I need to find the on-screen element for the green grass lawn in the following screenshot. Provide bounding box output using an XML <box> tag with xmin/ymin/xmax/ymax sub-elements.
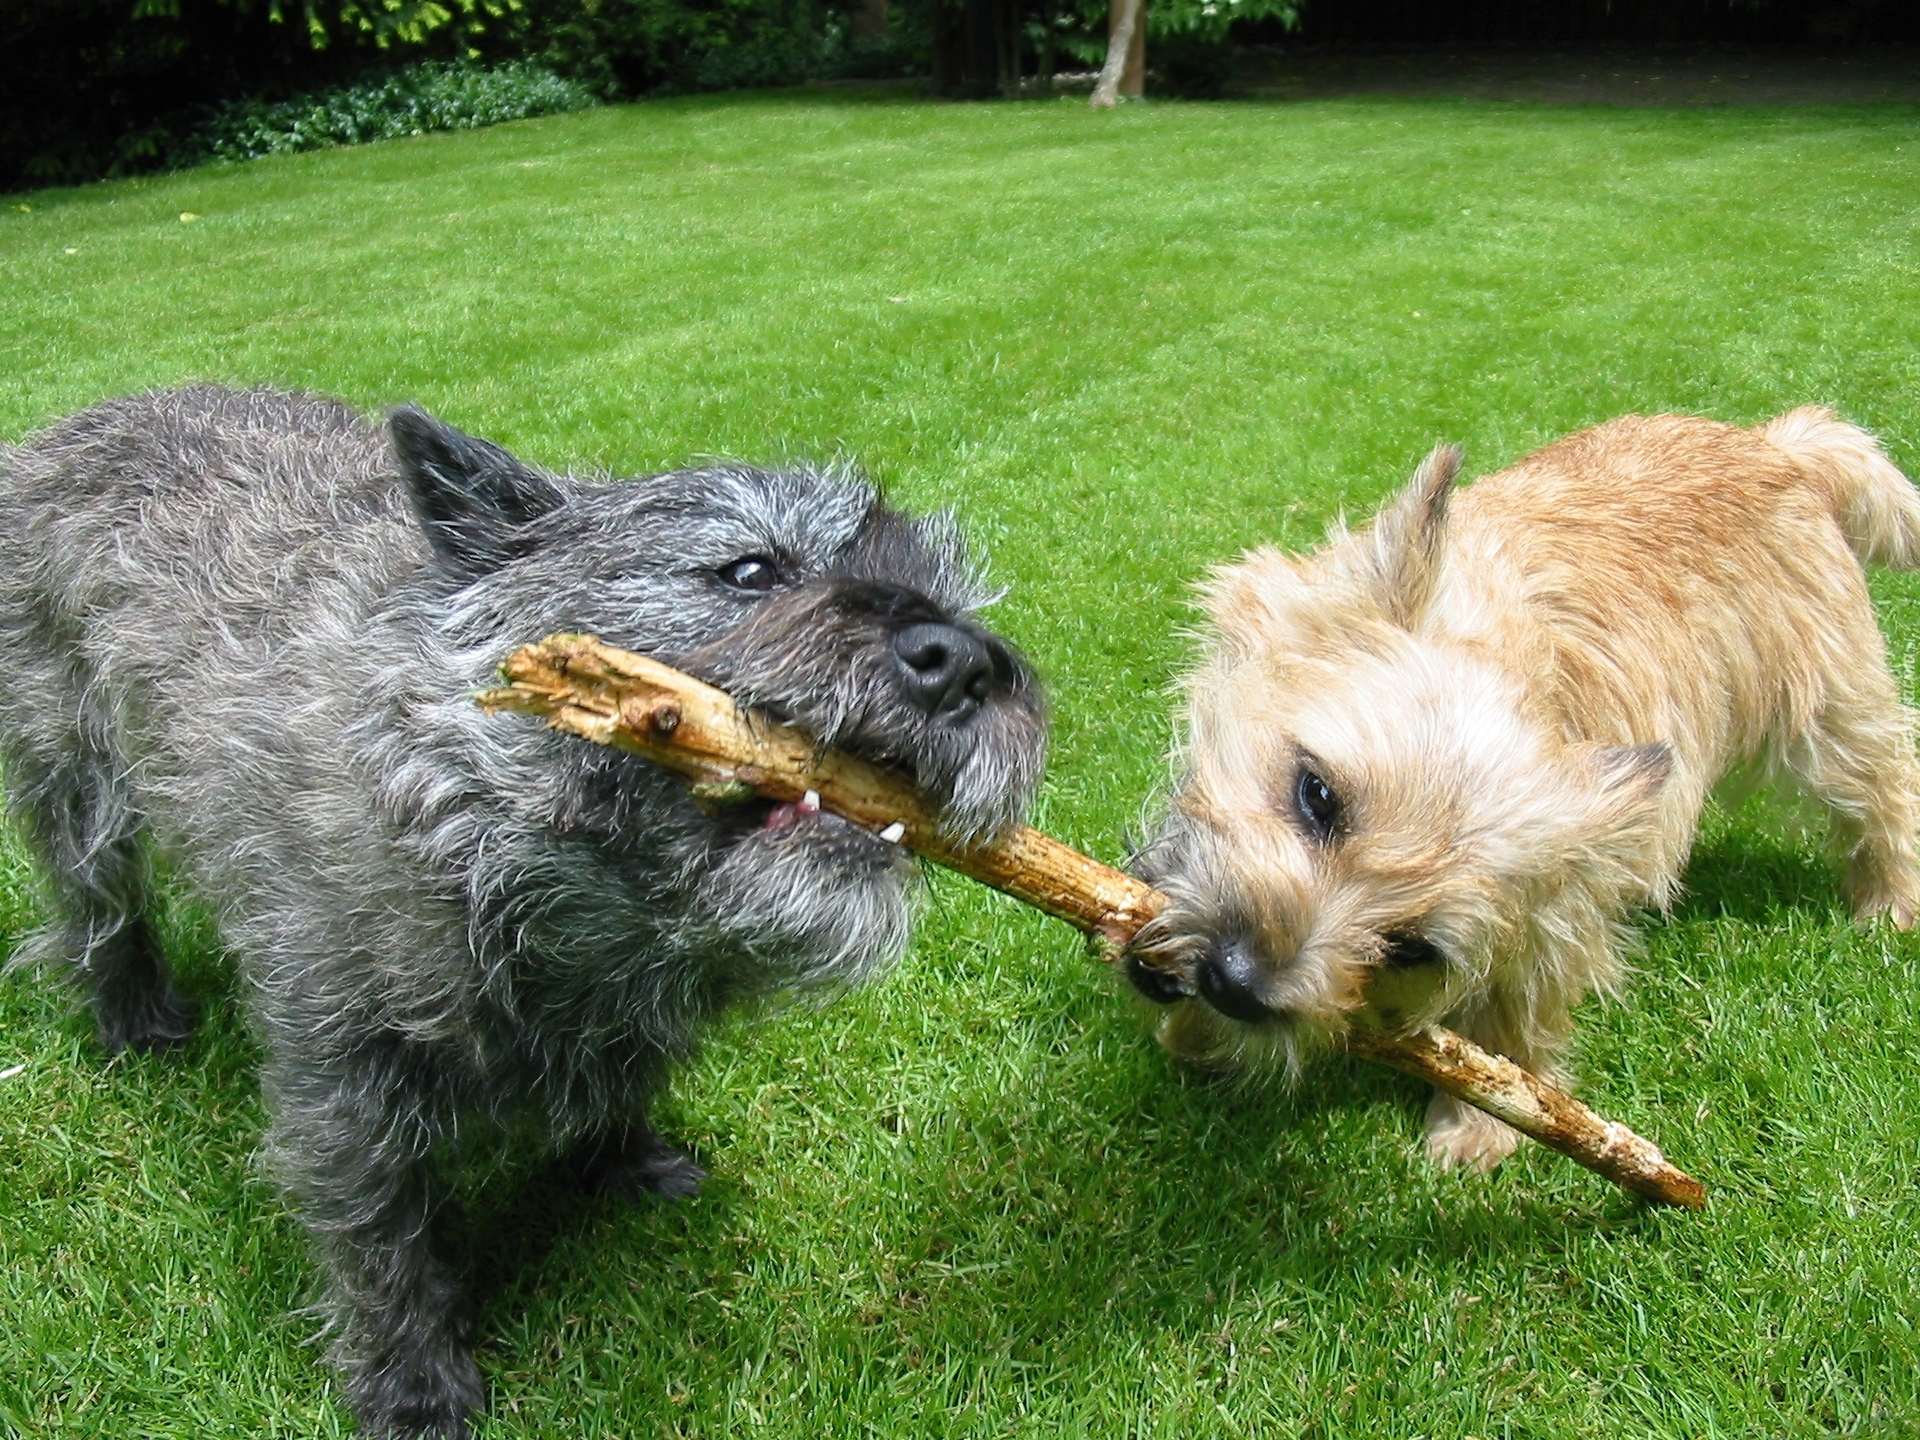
<box><xmin>4</xmin><ymin>87</ymin><xmax>1920</xmax><ymax>1438</ymax></box>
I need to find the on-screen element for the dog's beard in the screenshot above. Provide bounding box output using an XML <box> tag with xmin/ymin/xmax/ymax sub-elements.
<box><xmin>694</xmin><ymin>810</ymin><xmax>919</xmax><ymax>991</ymax></box>
<box><xmin>932</xmin><ymin>698</ymin><xmax>1048</xmax><ymax>844</ymax></box>
<box><xmin>1151</xmin><ymin>999</ymin><xmax>1320</xmax><ymax>1081</ymax></box>
<box><xmin>654</xmin><ymin>576</ymin><xmax>1044</xmax><ymax>992</ymax></box>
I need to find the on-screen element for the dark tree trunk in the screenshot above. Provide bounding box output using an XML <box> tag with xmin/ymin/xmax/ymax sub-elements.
<box><xmin>932</xmin><ymin>1</ymin><xmax>967</xmax><ymax>93</ymax></box>
<box><xmin>933</xmin><ymin>0</ymin><xmax>998</xmax><ymax>96</ymax></box>
<box><xmin>852</xmin><ymin>0</ymin><xmax>887</xmax><ymax>41</ymax></box>
<box><xmin>964</xmin><ymin>0</ymin><xmax>999</xmax><ymax>96</ymax></box>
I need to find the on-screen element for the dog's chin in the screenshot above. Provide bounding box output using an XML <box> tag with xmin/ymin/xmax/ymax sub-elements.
<box><xmin>918</xmin><ymin>708</ymin><xmax>1047</xmax><ymax>845</ymax></box>
<box><xmin>1152</xmin><ymin>996</ymin><xmax>1350</xmax><ymax>1080</ymax></box>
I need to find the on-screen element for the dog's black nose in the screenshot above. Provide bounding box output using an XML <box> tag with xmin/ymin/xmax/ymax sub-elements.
<box><xmin>1196</xmin><ymin>940</ymin><xmax>1270</xmax><ymax>1023</ymax></box>
<box><xmin>894</xmin><ymin>622</ymin><xmax>996</xmax><ymax>721</ymax></box>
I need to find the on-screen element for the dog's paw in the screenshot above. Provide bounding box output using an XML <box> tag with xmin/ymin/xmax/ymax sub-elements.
<box><xmin>568</xmin><ymin>1131</ymin><xmax>707</xmax><ymax>1203</ymax></box>
<box><xmin>620</xmin><ymin>1146</ymin><xmax>707</xmax><ymax>1202</ymax></box>
<box><xmin>1848</xmin><ymin>877</ymin><xmax>1920</xmax><ymax>929</ymax></box>
<box><xmin>345</xmin><ymin>1337</ymin><xmax>484</xmax><ymax>1439</ymax></box>
<box><xmin>1423</xmin><ymin>1092</ymin><xmax>1522</xmax><ymax>1174</ymax></box>
<box><xmin>1842</xmin><ymin>848</ymin><xmax>1920</xmax><ymax>930</ymax></box>
<box><xmin>97</xmin><ymin>984</ymin><xmax>199</xmax><ymax>1056</ymax></box>
<box><xmin>1865</xmin><ymin>895</ymin><xmax>1918</xmax><ymax>930</ymax></box>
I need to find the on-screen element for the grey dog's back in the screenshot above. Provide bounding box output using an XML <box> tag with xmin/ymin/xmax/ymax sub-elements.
<box><xmin>1</xmin><ymin>388</ymin><xmax>421</xmax><ymax>943</ymax></box>
<box><xmin>1</xmin><ymin>387</ymin><xmax>407</xmax><ymax>765</ymax></box>
<box><xmin>5</xmin><ymin>386</ymin><xmax>403</xmax><ymax>647</ymax></box>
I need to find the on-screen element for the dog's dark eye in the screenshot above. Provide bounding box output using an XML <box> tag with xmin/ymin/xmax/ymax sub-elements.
<box><xmin>719</xmin><ymin>556</ymin><xmax>779</xmax><ymax>592</ymax></box>
<box><xmin>1294</xmin><ymin>767</ymin><xmax>1341</xmax><ymax>841</ymax></box>
<box><xmin>1382</xmin><ymin>931</ymin><xmax>1443</xmax><ymax>969</ymax></box>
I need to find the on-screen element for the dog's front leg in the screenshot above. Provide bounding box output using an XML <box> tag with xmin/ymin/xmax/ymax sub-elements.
<box><xmin>1420</xmin><ymin>1004</ymin><xmax>1564</xmax><ymax>1175</ymax></box>
<box><xmin>266</xmin><ymin>1067</ymin><xmax>482</xmax><ymax>1439</ymax></box>
<box><xmin>1424</xmin><ymin>1089</ymin><xmax>1524</xmax><ymax>1174</ymax></box>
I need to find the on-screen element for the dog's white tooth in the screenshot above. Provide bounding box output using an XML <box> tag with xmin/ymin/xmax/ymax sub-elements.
<box><xmin>802</xmin><ymin>790</ymin><xmax>820</xmax><ymax>811</ymax></box>
<box><xmin>879</xmin><ymin>821</ymin><xmax>906</xmax><ymax>844</ymax></box>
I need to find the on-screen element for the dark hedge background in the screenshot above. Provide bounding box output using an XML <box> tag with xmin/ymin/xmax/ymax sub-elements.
<box><xmin>2</xmin><ymin>0</ymin><xmax>1914</xmax><ymax>193</ymax></box>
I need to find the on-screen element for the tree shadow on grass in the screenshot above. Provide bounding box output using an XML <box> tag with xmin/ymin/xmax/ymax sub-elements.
<box><xmin>1227</xmin><ymin>45</ymin><xmax>1920</xmax><ymax>108</ymax></box>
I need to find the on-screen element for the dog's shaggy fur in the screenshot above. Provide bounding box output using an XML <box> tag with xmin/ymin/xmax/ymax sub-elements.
<box><xmin>0</xmin><ymin>386</ymin><xmax>1045</xmax><ymax>1437</ymax></box>
<box><xmin>1126</xmin><ymin>408</ymin><xmax>1920</xmax><ymax>1171</ymax></box>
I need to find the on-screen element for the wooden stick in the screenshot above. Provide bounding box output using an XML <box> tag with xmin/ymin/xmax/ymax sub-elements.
<box><xmin>477</xmin><ymin>632</ymin><xmax>1706</xmax><ymax>1211</ymax></box>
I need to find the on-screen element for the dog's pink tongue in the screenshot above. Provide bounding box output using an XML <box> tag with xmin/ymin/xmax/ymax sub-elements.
<box><xmin>762</xmin><ymin>791</ymin><xmax>823</xmax><ymax>831</ymax></box>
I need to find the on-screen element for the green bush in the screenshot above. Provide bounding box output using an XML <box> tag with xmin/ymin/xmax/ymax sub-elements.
<box><xmin>1146</xmin><ymin>29</ymin><xmax>1236</xmax><ymax>97</ymax></box>
<box><xmin>524</xmin><ymin>0</ymin><xmax>873</xmax><ymax>98</ymax></box>
<box><xmin>0</xmin><ymin>0</ymin><xmax>883</xmax><ymax>192</ymax></box>
<box><xmin>194</xmin><ymin>59</ymin><xmax>599</xmax><ymax>161</ymax></box>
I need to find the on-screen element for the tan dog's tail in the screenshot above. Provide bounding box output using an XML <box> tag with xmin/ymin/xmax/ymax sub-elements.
<box><xmin>1760</xmin><ymin>405</ymin><xmax>1920</xmax><ymax>569</ymax></box>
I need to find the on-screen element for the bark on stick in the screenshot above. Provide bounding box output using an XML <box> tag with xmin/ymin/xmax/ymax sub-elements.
<box><xmin>477</xmin><ymin>632</ymin><xmax>1706</xmax><ymax>1211</ymax></box>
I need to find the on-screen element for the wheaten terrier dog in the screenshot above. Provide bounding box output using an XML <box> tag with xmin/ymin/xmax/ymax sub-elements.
<box><xmin>1125</xmin><ymin>408</ymin><xmax>1920</xmax><ymax>1171</ymax></box>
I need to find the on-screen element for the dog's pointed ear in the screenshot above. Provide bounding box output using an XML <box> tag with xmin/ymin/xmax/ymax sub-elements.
<box><xmin>1550</xmin><ymin>739</ymin><xmax>1675</xmax><ymax>898</ymax></box>
<box><xmin>1366</xmin><ymin>444</ymin><xmax>1462</xmax><ymax>628</ymax></box>
<box><xmin>1588</xmin><ymin>741</ymin><xmax>1674</xmax><ymax>801</ymax></box>
<box><xmin>389</xmin><ymin>405</ymin><xmax>567</xmax><ymax>579</ymax></box>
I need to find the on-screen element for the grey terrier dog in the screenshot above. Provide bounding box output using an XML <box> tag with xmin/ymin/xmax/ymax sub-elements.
<box><xmin>0</xmin><ymin>386</ymin><xmax>1045</xmax><ymax>1437</ymax></box>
